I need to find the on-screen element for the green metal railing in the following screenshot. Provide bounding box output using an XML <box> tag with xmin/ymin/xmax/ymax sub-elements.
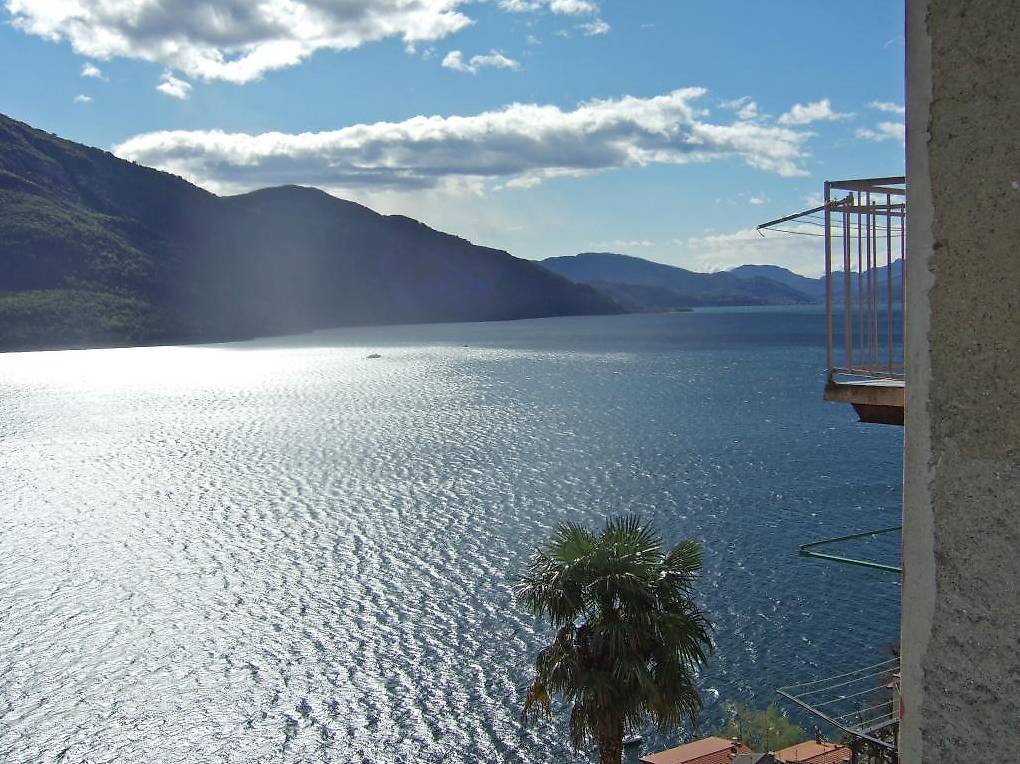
<box><xmin>798</xmin><ymin>526</ymin><xmax>902</xmax><ymax>573</ymax></box>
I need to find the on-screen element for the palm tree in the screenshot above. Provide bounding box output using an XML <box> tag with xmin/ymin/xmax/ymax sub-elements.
<box><xmin>516</xmin><ymin>515</ymin><xmax>713</xmax><ymax>764</ymax></box>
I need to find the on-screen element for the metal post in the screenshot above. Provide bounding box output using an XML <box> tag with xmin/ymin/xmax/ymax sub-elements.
<box><xmin>843</xmin><ymin>194</ymin><xmax>852</xmax><ymax>373</ymax></box>
<box><xmin>865</xmin><ymin>192</ymin><xmax>874</xmax><ymax>369</ymax></box>
<box><xmin>824</xmin><ymin>182</ymin><xmax>833</xmax><ymax>379</ymax></box>
<box><xmin>871</xmin><ymin>194</ymin><xmax>879</xmax><ymax>369</ymax></box>
<box><xmin>857</xmin><ymin>198</ymin><xmax>863</xmax><ymax>371</ymax></box>
<box><xmin>869</xmin><ymin>190</ymin><xmax>877</xmax><ymax>369</ymax></box>
<box><xmin>886</xmin><ymin>193</ymin><xmax>893</xmax><ymax>372</ymax></box>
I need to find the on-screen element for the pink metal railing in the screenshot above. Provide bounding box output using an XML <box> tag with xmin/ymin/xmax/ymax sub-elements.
<box><xmin>823</xmin><ymin>177</ymin><xmax>906</xmax><ymax>382</ymax></box>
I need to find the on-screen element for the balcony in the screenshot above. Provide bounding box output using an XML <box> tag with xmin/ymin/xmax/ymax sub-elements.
<box><xmin>759</xmin><ymin>177</ymin><xmax>906</xmax><ymax>425</ymax></box>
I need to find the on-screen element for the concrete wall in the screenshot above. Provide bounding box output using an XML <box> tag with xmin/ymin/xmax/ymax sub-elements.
<box><xmin>901</xmin><ymin>1</ymin><xmax>1020</xmax><ymax>761</ymax></box>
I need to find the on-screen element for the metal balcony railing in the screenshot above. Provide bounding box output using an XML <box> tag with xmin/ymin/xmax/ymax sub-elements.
<box><xmin>758</xmin><ymin>177</ymin><xmax>906</xmax><ymax>425</ymax></box>
<box><xmin>823</xmin><ymin>178</ymin><xmax>905</xmax><ymax>384</ymax></box>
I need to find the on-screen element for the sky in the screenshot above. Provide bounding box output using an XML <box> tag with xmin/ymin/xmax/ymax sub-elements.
<box><xmin>0</xmin><ymin>1</ymin><xmax>905</xmax><ymax>276</ymax></box>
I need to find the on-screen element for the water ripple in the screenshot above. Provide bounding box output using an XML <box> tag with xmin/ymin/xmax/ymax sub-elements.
<box><xmin>0</xmin><ymin>311</ymin><xmax>901</xmax><ymax>763</ymax></box>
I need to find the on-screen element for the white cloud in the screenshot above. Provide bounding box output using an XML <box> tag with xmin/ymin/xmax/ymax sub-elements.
<box><xmin>73</xmin><ymin>94</ymin><xmax>92</xmax><ymax>103</ymax></box>
<box><xmin>721</xmin><ymin>96</ymin><xmax>763</xmax><ymax>122</ymax></box>
<box><xmin>686</xmin><ymin>224</ymin><xmax>823</xmax><ymax>276</ymax></box>
<box><xmin>778</xmin><ymin>98</ymin><xmax>852</xmax><ymax>126</ymax></box>
<box><xmin>156</xmin><ymin>72</ymin><xmax>192</xmax><ymax>99</ymax></box>
<box><xmin>579</xmin><ymin>18</ymin><xmax>610</xmax><ymax>36</ymax></box>
<box><xmin>80</xmin><ymin>61</ymin><xmax>105</xmax><ymax>79</ymax></box>
<box><xmin>113</xmin><ymin>88</ymin><xmax>812</xmax><ymax>198</ymax></box>
<box><xmin>595</xmin><ymin>239</ymin><xmax>655</xmax><ymax>249</ymax></box>
<box><xmin>856</xmin><ymin>121</ymin><xmax>905</xmax><ymax>143</ymax></box>
<box><xmin>6</xmin><ymin>0</ymin><xmax>473</xmax><ymax>84</ymax></box>
<box><xmin>500</xmin><ymin>0</ymin><xmax>598</xmax><ymax>14</ymax></box>
<box><xmin>716</xmin><ymin>191</ymin><xmax>768</xmax><ymax>207</ymax></box>
<box><xmin>869</xmin><ymin>100</ymin><xmax>905</xmax><ymax>115</ymax></box>
<box><xmin>441</xmin><ymin>50</ymin><xmax>470</xmax><ymax>72</ymax></box>
<box><xmin>550</xmin><ymin>0</ymin><xmax>598</xmax><ymax>13</ymax></box>
<box><xmin>858</xmin><ymin>103</ymin><xmax>904</xmax><ymax>143</ymax></box>
<box><xmin>737</xmin><ymin>103</ymin><xmax>760</xmax><ymax>121</ymax></box>
<box><xmin>499</xmin><ymin>0</ymin><xmax>541</xmax><ymax>10</ymax></box>
<box><xmin>442</xmin><ymin>49</ymin><xmax>520</xmax><ymax>74</ymax></box>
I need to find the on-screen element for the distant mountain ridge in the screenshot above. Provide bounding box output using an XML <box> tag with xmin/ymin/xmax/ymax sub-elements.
<box><xmin>0</xmin><ymin>113</ymin><xmax>619</xmax><ymax>351</ymax></box>
<box><xmin>730</xmin><ymin>261</ymin><xmax>903</xmax><ymax>301</ymax></box>
<box><xmin>542</xmin><ymin>253</ymin><xmax>903</xmax><ymax>311</ymax></box>
<box><xmin>727</xmin><ymin>264</ymin><xmax>826</xmax><ymax>299</ymax></box>
<box><xmin>542</xmin><ymin>253</ymin><xmax>816</xmax><ymax>309</ymax></box>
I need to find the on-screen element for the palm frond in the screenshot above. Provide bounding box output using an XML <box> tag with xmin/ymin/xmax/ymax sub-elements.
<box><xmin>519</xmin><ymin>516</ymin><xmax>714</xmax><ymax>757</ymax></box>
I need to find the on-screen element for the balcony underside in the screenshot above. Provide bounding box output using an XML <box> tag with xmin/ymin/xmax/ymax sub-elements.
<box><xmin>825</xmin><ymin>378</ymin><xmax>904</xmax><ymax>425</ymax></box>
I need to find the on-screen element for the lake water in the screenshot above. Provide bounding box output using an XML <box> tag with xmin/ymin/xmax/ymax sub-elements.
<box><xmin>0</xmin><ymin>308</ymin><xmax>902</xmax><ymax>763</ymax></box>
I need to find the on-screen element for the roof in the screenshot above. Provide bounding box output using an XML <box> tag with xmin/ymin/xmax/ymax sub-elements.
<box><xmin>733</xmin><ymin>755</ymin><xmax>775</xmax><ymax>764</ymax></box>
<box><xmin>641</xmin><ymin>736</ymin><xmax>753</xmax><ymax>764</ymax></box>
<box><xmin>773</xmin><ymin>741</ymin><xmax>851</xmax><ymax>764</ymax></box>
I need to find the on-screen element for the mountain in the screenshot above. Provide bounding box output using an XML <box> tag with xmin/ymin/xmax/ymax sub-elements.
<box><xmin>542</xmin><ymin>252</ymin><xmax>816</xmax><ymax>309</ymax></box>
<box><xmin>544</xmin><ymin>253</ymin><xmax>903</xmax><ymax>311</ymax></box>
<box><xmin>827</xmin><ymin>258</ymin><xmax>903</xmax><ymax>300</ymax></box>
<box><xmin>584</xmin><ymin>281</ymin><xmax>695</xmax><ymax>313</ymax></box>
<box><xmin>729</xmin><ymin>261</ymin><xmax>903</xmax><ymax>301</ymax></box>
<box><xmin>728</xmin><ymin>264</ymin><xmax>826</xmax><ymax>299</ymax></box>
<box><xmin>0</xmin><ymin>113</ymin><xmax>619</xmax><ymax>351</ymax></box>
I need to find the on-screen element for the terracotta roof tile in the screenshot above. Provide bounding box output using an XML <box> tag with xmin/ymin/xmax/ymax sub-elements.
<box><xmin>641</xmin><ymin>736</ymin><xmax>754</xmax><ymax>764</ymax></box>
<box><xmin>773</xmin><ymin>741</ymin><xmax>850</xmax><ymax>763</ymax></box>
<box><xmin>807</xmin><ymin>749</ymin><xmax>852</xmax><ymax>764</ymax></box>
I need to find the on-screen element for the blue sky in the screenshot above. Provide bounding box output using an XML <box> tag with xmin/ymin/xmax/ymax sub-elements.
<box><xmin>0</xmin><ymin>1</ymin><xmax>904</xmax><ymax>275</ymax></box>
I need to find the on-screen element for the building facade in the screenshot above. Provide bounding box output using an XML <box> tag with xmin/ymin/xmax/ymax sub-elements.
<box><xmin>900</xmin><ymin>0</ymin><xmax>1020</xmax><ymax>761</ymax></box>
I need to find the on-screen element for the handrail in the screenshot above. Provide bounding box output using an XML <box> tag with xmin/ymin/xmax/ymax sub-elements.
<box><xmin>798</xmin><ymin>526</ymin><xmax>902</xmax><ymax>573</ymax></box>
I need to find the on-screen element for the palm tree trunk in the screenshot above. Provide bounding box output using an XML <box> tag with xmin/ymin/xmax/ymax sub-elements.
<box><xmin>597</xmin><ymin>722</ymin><xmax>624</xmax><ymax>764</ymax></box>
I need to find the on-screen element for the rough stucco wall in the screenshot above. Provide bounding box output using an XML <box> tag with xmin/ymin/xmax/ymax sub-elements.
<box><xmin>903</xmin><ymin>1</ymin><xmax>1020</xmax><ymax>761</ymax></box>
<box><xmin>900</xmin><ymin>0</ymin><xmax>934</xmax><ymax>759</ymax></box>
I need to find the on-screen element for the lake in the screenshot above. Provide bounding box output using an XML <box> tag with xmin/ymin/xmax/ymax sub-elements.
<box><xmin>0</xmin><ymin>308</ymin><xmax>902</xmax><ymax>763</ymax></box>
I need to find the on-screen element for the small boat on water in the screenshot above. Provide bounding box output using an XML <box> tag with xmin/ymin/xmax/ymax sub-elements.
<box><xmin>623</xmin><ymin>734</ymin><xmax>643</xmax><ymax>746</ymax></box>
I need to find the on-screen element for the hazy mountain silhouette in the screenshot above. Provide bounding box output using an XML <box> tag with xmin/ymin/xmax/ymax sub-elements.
<box><xmin>542</xmin><ymin>252</ymin><xmax>816</xmax><ymax>308</ymax></box>
<box><xmin>0</xmin><ymin>113</ymin><xmax>619</xmax><ymax>351</ymax></box>
<box><xmin>728</xmin><ymin>263</ymin><xmax>826</xmax><ymax>299</ymax></box>
<box><xmin>544</xmin><ymin>253</ymin><xmax>903</xmax><ymax>311</ymax></box>
<box><xmin>730</xmin><ymin>261</ymin><xmax>903</xmax><ymax>301</ymax></box>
